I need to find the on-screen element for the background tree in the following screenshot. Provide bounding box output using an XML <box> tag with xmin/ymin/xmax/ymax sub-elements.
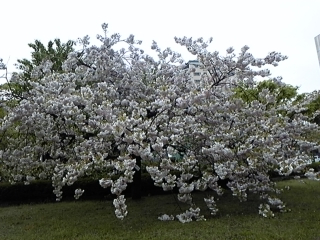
<box><xmin>233</xmin><ymin>79</ymin><xmax>320</xmax><ymax>122</ymax></box>
<box><xmin>0</xmin><ymin>40</ymin><xmax>76</xmax><ymax>162</ymax></box>
<box><xmin>303</xmin><ymin>92</ymin><xmax>320</xmax><ymax>125</ymax></box>
<box><xmin>0</xmin><ymin>58</ymin><xmax>5</xmax><ymax>71</ymax></box>
<box><xmin>8</xmin><ymin>39</ymin><xmax>75</xmax><ymax>100</ymax></box>
<box><xmin>0</xmin><ymin>58</ymin><xmax>8</xmax><ymax>118</ymax></box>
<box><xmin>233</xmin><ymin>79</ymin><xmax>320</xmax><ymax>155</ymax></box>
<box><xmin>233</xmin><ymin>79</ymin><xmax>299</xmax><ymax>104</ymax></box>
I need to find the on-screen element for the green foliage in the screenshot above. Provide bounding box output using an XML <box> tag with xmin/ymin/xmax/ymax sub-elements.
<box><xmin>306</xmin><ymin>95</ymin><xmax>320</xmax><ymax>113</ymax></box>
<box><xmin>233</xmin><ymin>79</ymin><xmax>320</xmax><ymax>128</ymax></box>
<box><xmin>0</xmin><ymin>105</ymin><xmax>6</xmax><ymax>119</ymax></box>
<box><xmin>303</xmin><ymin>94</ymin><xmax>320</xmax><ymax>125</ymax></box>
<box><xmin>10</xmin><ymin>39</ymin><xmax>75</xmax><ymax>99</ymax></box>
<box><xmin>233</xmin><ymin>79</ymin><xmax>299</xmax><ymax>104</ymax></box>
<box><xmin>0</xmin><ymin>39</ymin><xmax>76</xmax><ymax>151</ymax></box>
<box><xmin>16</xmin><ymin>39</ymin><xmax>75</xmax><ymax>77</ymax></box>
<box><xmin>306</xmin><ymin>161</ymin><xmax>320</xmax><ymax>172</ymax></box>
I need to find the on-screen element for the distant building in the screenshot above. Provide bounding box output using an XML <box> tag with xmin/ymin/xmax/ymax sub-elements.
<box><xmin>315</xmin><ymin>34</ymin><xmax>320</xmax><ymax>67</ymax></box>
<box><xmin>186</xmin><ymin>60</ymin><xmax>205</xmax><ymax>84</ymax></box>
<box><xmin>184</xmin><ymin>60</ymin><xmax>235</xmax><ymax>89</ymax></box>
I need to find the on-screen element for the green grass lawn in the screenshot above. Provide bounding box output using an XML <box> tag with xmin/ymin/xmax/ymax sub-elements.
<box><xmin>0</xmin><ymin>179</ymin><xmax>320</xmax><ymax>240</ymax></box>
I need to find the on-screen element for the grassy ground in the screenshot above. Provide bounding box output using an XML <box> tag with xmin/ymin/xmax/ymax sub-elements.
<box><xmin>0</xmin><ymin>179</ymin><xmax>320</xmax><ymax>240</ymax></box>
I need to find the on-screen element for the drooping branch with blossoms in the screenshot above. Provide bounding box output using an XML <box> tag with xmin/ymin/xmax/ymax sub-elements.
<box><xmin>0</xmin><ymin>23</ymin><xmax>319</xmax><ymax>222</ymax></box>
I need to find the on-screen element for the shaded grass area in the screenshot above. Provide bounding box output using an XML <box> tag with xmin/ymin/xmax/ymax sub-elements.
<box><xmin>0</xmin><ymin>179</ymin><xmax>320</xmax><ymax>240</ymax></box>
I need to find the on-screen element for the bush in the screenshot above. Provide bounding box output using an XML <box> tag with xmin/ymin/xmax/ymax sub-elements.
<box><xmin>0</xmin><ymin>174</ymin><xmax>166</xmax><ymax>204</ymax></box>
<box><xmin>306</xmin><ymin>162</ymin><xmax>320</xmax><ymax>172</ymax></box>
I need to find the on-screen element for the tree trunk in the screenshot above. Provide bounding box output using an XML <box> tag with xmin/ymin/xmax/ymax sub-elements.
<box><xmin>131</xmin><ymin>155</ymin><xmax>141</xmax><ymax>200</ymax></box>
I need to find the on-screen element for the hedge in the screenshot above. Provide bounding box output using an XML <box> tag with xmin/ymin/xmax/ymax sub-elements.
<box><xmin>0</xmin><ymin>173</ymin><xmax>166</xmax><ymax>204</ymax></box>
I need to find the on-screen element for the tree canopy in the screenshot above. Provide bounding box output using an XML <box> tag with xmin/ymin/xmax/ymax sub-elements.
<box><xmin>0</xmin><ymin>23</ymin><xmax>319</xmax><ymax>222</ymax></box>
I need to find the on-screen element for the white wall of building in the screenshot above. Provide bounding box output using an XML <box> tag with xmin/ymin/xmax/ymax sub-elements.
<box><xmin>315</xmin><ymin>34</ymin><xmax>320</xmax><ymax>67</ymax></box>
<box><xmin>187</xmin><ymin>60</ymin><xmax>235</xmax><ymax>90</ymax></box>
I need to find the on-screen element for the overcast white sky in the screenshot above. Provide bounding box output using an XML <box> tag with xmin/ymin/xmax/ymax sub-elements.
<box><xmin>1</xmin><ymin>0</ymin><xmax>320</xmax><ymax>93</ymax></box>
